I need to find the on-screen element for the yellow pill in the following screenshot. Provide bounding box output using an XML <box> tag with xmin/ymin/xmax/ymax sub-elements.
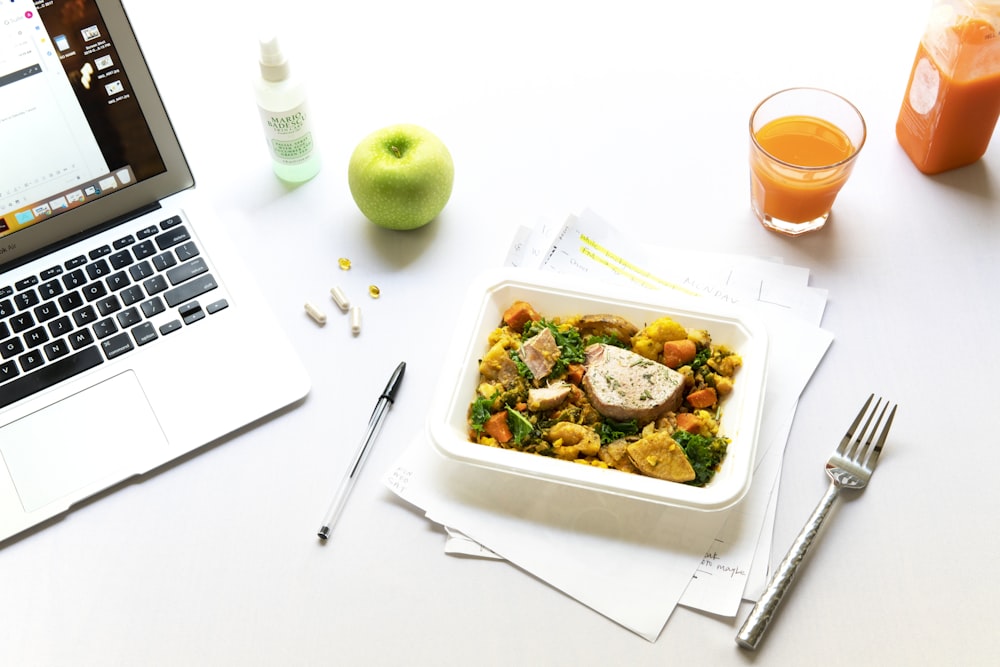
<box><xmin>304</xmin><ymin>302</ymin><xmax>327</xmax><ymax>326</ymax></box>
<box><xmin>368</xmin><ymin>285</ymin><xmax>381</xmax><ymax>299</ymax></box>
<box><xmin>338</xmin><ymin>257</ymin><xmax>352</xmax><ymax>271</ymax></box>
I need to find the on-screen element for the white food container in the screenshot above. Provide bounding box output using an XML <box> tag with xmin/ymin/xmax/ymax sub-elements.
<box><xmin>427</xmin><ymin>268</ymin><xmax>769</xmax><ymax>511</ymax></box>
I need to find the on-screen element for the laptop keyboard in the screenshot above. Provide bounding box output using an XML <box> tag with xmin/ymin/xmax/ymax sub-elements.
<box><xmin>0</xmin><ymin>213</ymin><xmax>228</xmax><ymax>410</ymax></box>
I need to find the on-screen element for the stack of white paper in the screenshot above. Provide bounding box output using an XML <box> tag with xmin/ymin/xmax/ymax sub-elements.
<box><xmin>382</xmin><ymin>209</ymin><xmax>833</xmax><ymax>640</ymax></box>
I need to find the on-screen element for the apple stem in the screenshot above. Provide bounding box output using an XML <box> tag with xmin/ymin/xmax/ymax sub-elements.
<box><xmin>391</xmin><ymin>145</ymin><xmax>402</xmax><ymax>158</ymax></box>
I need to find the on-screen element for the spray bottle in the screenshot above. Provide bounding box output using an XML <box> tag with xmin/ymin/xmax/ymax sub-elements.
<box><xmin>255</xmin><ymin>35</ymin><xmax>321</xmax><ymax>183</ymax></box>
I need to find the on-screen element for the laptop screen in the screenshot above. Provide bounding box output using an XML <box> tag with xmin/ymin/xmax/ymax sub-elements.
<box><xmin>0</xmin><ymin>0</ymin><xmax>192</xmax><ymax>269</ymax></box>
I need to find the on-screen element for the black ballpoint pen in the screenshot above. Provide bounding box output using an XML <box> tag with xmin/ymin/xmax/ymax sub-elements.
<box><xmin>317</xmin><ymin>361</ymin><xmax>406</xmax><ymax>541</ymax></box>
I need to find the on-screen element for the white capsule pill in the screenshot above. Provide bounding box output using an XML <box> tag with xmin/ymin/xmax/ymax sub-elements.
<box><xmin>349</xmin><ymin>305</ymin><xmax>361</xmax><ymax>335</ymax></box>
<box><xmin>330</xmin><ymin>285</ymin><xmax>350</xmax><ymax>311</ymax></box>
<box><xmin>304</xmin><ymin>302</ymin><xmax>327</xmax><ymax>326</ymax></box>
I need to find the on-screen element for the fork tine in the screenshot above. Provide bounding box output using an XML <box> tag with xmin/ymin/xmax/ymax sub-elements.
<box><xmin>837</xmin><ymin>393</ymin><xmax>874</xmax><ymax>457</ymax></box>
<box><xmin>852</xmin><ymin>397</ymin><xmax>885</xmax><ymax>462</ymax></box>
<box><xmin>863</xmin><ymin>402</ymin><xmax>896</xmax><ymax>472</ymax></box>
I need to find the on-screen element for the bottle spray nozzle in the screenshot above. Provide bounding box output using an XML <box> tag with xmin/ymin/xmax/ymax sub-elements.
<box><xmin>259</xmin><ymin>35</ymin><xmax>289</xmax><ymax>81</ymax></box>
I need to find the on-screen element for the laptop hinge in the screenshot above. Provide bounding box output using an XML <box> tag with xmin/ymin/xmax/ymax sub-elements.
<box><xmin>0</xmin><ymin>203</ymin><xmax>163</xmax><ymax>274</ymax></box>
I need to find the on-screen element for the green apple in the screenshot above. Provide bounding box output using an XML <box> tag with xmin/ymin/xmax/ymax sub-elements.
<box><xmin>347</xmin><ymin>124</ymin><xmax>454</xmax><ymax>230</ymax></box>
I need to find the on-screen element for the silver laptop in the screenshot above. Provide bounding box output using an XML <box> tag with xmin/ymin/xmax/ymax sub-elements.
<box><xmin>0</xmin><ymin>0</ymin><xmax>310</xmax><ymax>542</ymax></box>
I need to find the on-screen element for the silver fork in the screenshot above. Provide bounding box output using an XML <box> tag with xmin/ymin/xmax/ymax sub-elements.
<box><xmin>736</xmin><ymin>394</ymin><xmax>897</xmax><ymax>650</ymax></box>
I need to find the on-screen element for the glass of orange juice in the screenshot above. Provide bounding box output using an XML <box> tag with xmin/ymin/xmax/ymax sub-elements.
<box><xmin>749</xmin><ymin>87</ymin><xmax>866</xmax><ymax>235</ymax></box>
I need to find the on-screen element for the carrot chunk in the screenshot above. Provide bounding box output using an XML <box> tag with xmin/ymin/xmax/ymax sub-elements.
<box><xmin>662</xmin><ymin>339</ymin><xmax>697</xmax><ymax>369</ymax></box>
<box><xmin>686</xmin><ymin>387</ymin><xmax>718</xmax><ymax>409</ymax></box>
<box><xmin>502</xmin><ymin>301</ymin><xmax>540</xmax><ymax>332</ymax></box>
<box><xmin>675</xmin><ymin>412</ymin><xmax>702</xmax><ymax>433</ymax></box>
<box><xmin>484</xmin><ymin>411</ymin><xmax>513</xmax><ymax>443</ymax></box>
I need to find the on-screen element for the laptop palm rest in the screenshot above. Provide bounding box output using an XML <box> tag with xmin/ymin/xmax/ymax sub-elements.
<box><xmin>0</xmin><ymin>372</ymin><xmax>167</xmax><ymax>512</ymax></box>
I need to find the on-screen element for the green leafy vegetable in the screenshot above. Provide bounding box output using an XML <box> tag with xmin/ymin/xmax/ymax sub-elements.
<box><xmin>673</xmin><ymin>430</ymin><xmax>729</xmax><ymax>486</ymax></box>
<box><xmin>469</xmin><ymin>393</ymin><xmax>497</xmax><ymax>434</ymax></box>
<box><xmin>506</xmin><ymin>407</ymin><xmax>535</xmax><ymax>444</ymax></box>
<box><xmin>521</xmin><ymin>319</ymin><xmax>585</xmax><ymax>377</ymax></box>
<box><xmin>598</xmin><ymin>418</ymin><xmax>639</xmax><ymax>444</ymax></box>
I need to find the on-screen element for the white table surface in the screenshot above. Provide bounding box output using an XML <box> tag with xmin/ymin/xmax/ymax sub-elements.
<box><xmin>3</xmin><ymin>0</ymin><xmax>998</xmax><ymax>665</ymax></box>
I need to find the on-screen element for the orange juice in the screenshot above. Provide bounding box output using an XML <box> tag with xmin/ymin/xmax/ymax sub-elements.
<box><xmin>896</xmin><ymin>17</ymin><xmax>1000</xmax><ymax>174</ymax></box>
<box><xmin>750</xmin><ymin>115</ymin><xmax>859</xmax><ymax>224</ymax></box>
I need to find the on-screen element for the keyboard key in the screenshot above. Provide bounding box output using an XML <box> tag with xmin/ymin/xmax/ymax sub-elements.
<box><xmin>18</xmin><ymin>349</ymin><xmax>45</xmax><ymax>373</ymax></box>
<box><xmin>23</xmin><ymin>326</ymin><xmax>48</xmax><ymax>348</ymax></box>
<box><xmin>43</xmin><ymin>338</ymin><xmax>70</xmax><ymax>361</ymax></box>
<box><xmin>159</xmin><ymin>319</ymin><xmax>182</xmax><ymax>336</ymax></box>
<box><xmin>132</xmin><ymin>239</ymin><xmax>155</xmax><ymax>258</ymax></box>
<box><xmin>116</xmin><ymin>307</ymin><xmax>142</xmax><ymax>329</ymax></box>
<box><xmin>106</xmin><ymin>270</ymin><xmax>131</xmax><ymax>291</ymax></box>
<box><xmin>69</xmin><ymin>329</ymin><xmax>95</xmax><ymax>350</ymax></box>
<box><xmin>155</xmin><ymin>225</ymin><xmax>190</xmax><ymax>250</ymax></box>
<box><xmin>0</xmin><ymin>347</ymin><xmax>103</xmax><ymax>409</ymax></box>
<box><xmin>64</xmin><ymin>255</ymin><xmax>87</xmax><ymax>270</ymax></box>
<box><xmin>86</xmin><ymin>258</ymin><xmax>111</xmax><ymax>280</ymax></box>
<box><xmin>136</xmin><ymin>225</ymin><xmax>158</xmax><ymax>240</ymax></box>
<box><xmin>89</xmin><ymin>245</ymin><xmax>111</xmax><ymax>259</ymax></box>
<box><xmin>96</xmin><ymin>294</ymin><xmax>121</xmax><ymax>316</ymax></box>
<box><xmin>175</xmin><ymin>242</ymin><xmax>200</xmax><ymax>261</ymax></box>
<box><xmin>62</xmin><ymin>269</ymin><xmax>86</xmax><ymax>289</ymax></box>
<box><xmin>113</xmin><ymin>235</ymin><xmax>135</xmax><ymax>250</ymax></box>
<box><xmin>129</xmin><ymin>260</ymin><xmax>154</xmax><ymax>281</ymax></box>
<box><xmin>120</xmin><ymin>285</ymin><xmax>144</xmax><ymax>305</ymax></box>
<box><xmin>93</xmin><ymin>318</ymin><xmax>118</xmax><ymax>340</ymax></box>
<box><xmin>152</xmin><ymin>251</ymin><xmax>176</xmax><ymax>272</ymax></box>
<box><xmin>0</xmin><ymin>299</ymin><xmax>13</xmax><ymax>318</ymax></box>
<box><xmin>38</xmin><ymin>279</ymin><xmax>63</xmax><ymax>299</ymax></box>
<box><xmin>59</xmin><ymin>290</ymin><xmax>83</xmax><ymax>311</ymax></box>
<box><xmin>109</xmin><ymin>250</ymin><xmax>133</xmax><ymax>269</ymax></box>
<box><xmin>15</xmin><ymin>276</ymin><xmax>38</xmax><ymax>291</ymax></box>
<box><xmin>207</xmin><ymin>299</ymin><xmax>229</xmax><ymax>314</ymax></box>
<box><xmin>161</xmin><ymin>215</ymin><xmax>183</xmax><ymax>229</ymax></box>
<box><xmin>0</xmin><ymin>359</ymin><xmax>18</xmax><ymax>383</ymax></box>
<box><xmin>101</xmin><ymin>332</ymin><xmax>133</xmax><ymax>359</ymax></box>
<box><xmin>132</xmin><ymin>322</ymin><xmax>158</xmax><ymax>346</ymax></box>
<box><xmin>0</xmin><ymin>286</ymin><xmax>11</xmax><ymax>298</ymax></box>
<box><xmin>72</xmin><ymin>305</ymin><xmax>97</xmax><ymax>327</ymax></box>
<box><xmin>143</xmin><ymin>275</ymin><xmax>168</xmax><ymax>295</ymax></box>
<box><xmin>140</xmin><ymin>296</ymin><xmax>165</xmax><ymax>318</ymax></box>
<box><xmin>166</xmin><ymin>257</ymin><xmax>208</xmax><ymax>286</ymax></box>
<box><xmin>33</xmin><ymin>301</ymin><xmax>59</xmax><ymax>322</ymax></box>
<box><xmin>164</xmin><ymin>273</ymin><xmax>217</xmax><ymax>307</ymax></box>
<box><xmin>0</xmin><ymin>322</ymin><xmax>7</xmax><ymax>339</ymax></box>
<box><xmin>82</xmin><ymin>281</ymin><xmax>108</xmax><ymax>302</ymax></box>
<box><xmin>1</xmin><ymin>337</ymin><xmax>25</xmax><ymax>359</ymax></box>
<box><xmin>13</xmin><ymin>289</ymin><xmax>39</xmax><ymax>310</ymax></box>
<box><xmin>179</xmin><ymin>301</ymin><xmax>204</xmax><ymax>324</ymax></box>
<box><xmin>40</xmin><ymin>266</ymin><xmax>63</xmax><ymax>280</ymax></box>
<box><xmin>9</xmin><ymin>312</ymin><xmax>34</xmax><ymax>333</ymax></box>
<box><xmin>48</xmin><ymin>315</ymin><xmax>72</xmax><ymax>338</ymax></box>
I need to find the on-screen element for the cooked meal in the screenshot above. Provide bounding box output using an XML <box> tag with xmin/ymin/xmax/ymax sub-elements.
<box><xmin>466</xmin><ymin>301</ymin><xmax>743</xmax><ymax>486</ymax></box>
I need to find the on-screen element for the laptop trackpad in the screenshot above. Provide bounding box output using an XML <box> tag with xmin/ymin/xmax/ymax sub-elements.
<box><xmin>0</xmin><ymin>371</ymin><xmax>168</xmax><ymax>512</ymax></box>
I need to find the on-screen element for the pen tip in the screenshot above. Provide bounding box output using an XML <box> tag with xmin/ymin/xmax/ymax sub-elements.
<box><xmin>317</xmin><ymin>527</ymin><xmax>330</xmax><ymax>541</ymax></box>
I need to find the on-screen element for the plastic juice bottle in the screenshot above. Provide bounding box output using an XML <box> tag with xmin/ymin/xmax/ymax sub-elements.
<box><xmin>896</xmin><ymin>0</ymin><xmax>1000</xmax><ymax>174</ymax></box>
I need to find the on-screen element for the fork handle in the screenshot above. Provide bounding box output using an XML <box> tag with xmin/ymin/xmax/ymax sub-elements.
<box><xmin>736</xmin><ymin>480</ymin><xmax>841</xmax><ymax>650</ymax></box>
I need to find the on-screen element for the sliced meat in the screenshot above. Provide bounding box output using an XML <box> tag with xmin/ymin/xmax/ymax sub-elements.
<box><xmin>581</xmin><ymin>343</ymin><xmax>685</xmax><ymax>422</ymax></box>
<box><xmin>479</xmin><ymin>340</ymin><xmax>520</xmax><ymax>385</ymax></box>
<box><xmin>527</xmin><ymin>382</ymin><xmax>572</xmax><ymax>411</ymax></box>
<box><xmin>626</xmin><ymin>430</ymin><xmax>696</xmax><ymax>482</ymax></box>
<box><xmin>574</xmin><ymin>314</ymin><xmax>639</xmax><ymax>345</ymax></box>
<box><xmin>519</xmin><ymin>327</ymin><xmax>561</xmax><ymax>380</ymax></box>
